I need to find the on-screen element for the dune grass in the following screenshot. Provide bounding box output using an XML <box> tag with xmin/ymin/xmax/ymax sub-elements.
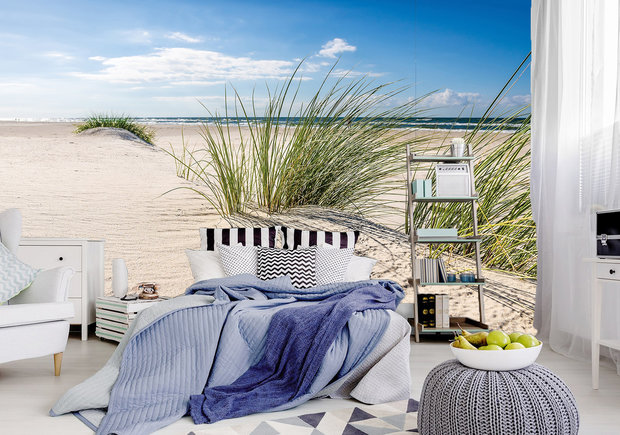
<box><xmin>167</xmin><ymin>63</ymin><xmax>430</xmax><ymax>217</ymax></box>
<box><xmin>169</xmin><ymin>57</ymin><xmax>535</xmax><ymax>277</ymax></box>
<box><xmin>74</xmin><ymin>114</ymin><xmax>155</xmax><ymax>144</ymax></box>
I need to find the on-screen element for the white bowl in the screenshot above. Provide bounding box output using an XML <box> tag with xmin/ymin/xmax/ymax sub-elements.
<box><xmin>450</xmin><ymin>341</ymin><xmax>543</xmax><ymax>371</ymax></box>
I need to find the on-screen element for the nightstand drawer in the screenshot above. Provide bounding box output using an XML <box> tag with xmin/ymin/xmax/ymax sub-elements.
<box><xmin>18</xmin><ymin>245</ymin><xmax>82</xmax><ymax>271</ymax></box>
<box><xmin>596</xmin><ymin>263</ymin><xmax>620</xmax><ymax>280</ymax></box>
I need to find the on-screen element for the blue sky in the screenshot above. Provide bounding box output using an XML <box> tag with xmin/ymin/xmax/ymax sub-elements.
<box><xmin>0</xmin><ymin>0</ymin><xmax>531</xmax><ymax>118</ymax></box>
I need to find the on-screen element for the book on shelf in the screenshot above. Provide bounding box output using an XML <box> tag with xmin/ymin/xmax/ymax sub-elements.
<box><xmin>437</xmin><ymin>259</ymin><xmax>448</xmax><ymax>283</ymax></box>
<box><xmin>416</xmin><ymin>258</ymin><xmax>448</xmax><ymax>283</ymax></box>
<box><xmin>442</xmin><ymin>294</ymin><xmax>450</xmax><ymax>328</ymax></box>
<box><xmin>434</xmin><ymin>294</ymin><xmax>450</xmax><ymax>328</ymax></box>
<box><xmin>417</xmin><ymin>293</ymin><xmax>436</xmax><ymax>328</ymax></box>
<box><xmin>435</xmin><ymin>294</ymin><xmax>443</xmax><ymax>327</ymax></box>
<box><xmin>418</xmin><ymin>293</ymin><xmax>450</xmax><ymax>329</ymax></box>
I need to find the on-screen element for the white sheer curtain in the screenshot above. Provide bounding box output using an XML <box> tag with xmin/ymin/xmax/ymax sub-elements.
<box><xmin>531</xmin><ymin>0</ymin><xmax>620</xmax><ymax>370</ymax></box>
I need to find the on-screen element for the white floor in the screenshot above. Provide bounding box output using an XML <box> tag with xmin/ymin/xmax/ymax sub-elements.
<box><xmin>1</xmin><ymin>333</ymin><xmax>620</xmax><ymax>434</ymax></box>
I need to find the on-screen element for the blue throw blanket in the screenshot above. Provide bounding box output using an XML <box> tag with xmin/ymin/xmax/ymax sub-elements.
<box><xmin>187</xmin><ymin>279</ymin><xmax>402</xmax><ymax>423</ymax></box>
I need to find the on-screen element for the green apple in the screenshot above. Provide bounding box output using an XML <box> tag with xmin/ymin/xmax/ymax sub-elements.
<box><xmin>508</xmin><ymin>332</ymin><xmax>523</xmax><ymax>343</ymax></box>
<box><xmin>504</xmin><ymin>342</ymin><xmax>526</xmax><ymax>350</ymax></box>
<box><xmin>479</xmin><ymin>344</ymin><xmax>503</xmax><ymax>350</ymax></box>
<box><xmin>487</xmin><ymin>330</ymin><xmax>511</xmax><ymax>348</ymax></box>
<box><xmin>516</xmin><ymin>334</ymin><xmax>540</xmax><ymax>348</ymax></box>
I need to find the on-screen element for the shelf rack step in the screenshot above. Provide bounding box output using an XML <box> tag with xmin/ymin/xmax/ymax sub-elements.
<box><xmin>414</xmin><ymin>236</ymin><xmax>481</xmax><ymax>244</ymax></box>
<box><xmin>407</xmin><ymin>278</ymin><xmax>485</xmax><ymax>287</ymax></box>
<box><xmin>409</xmin><ymin>154</ymin><xmax>475</xmax><ymax>163</ymax></box>
<box><xmin>417</xmin><ymin>316</ymin><xmax>489</xmax><ymax>334</ymax></box>
<box><xmin>412</xmin><ymin>195</ymin><xmax>478</xmax><ymax>202</ymax></box>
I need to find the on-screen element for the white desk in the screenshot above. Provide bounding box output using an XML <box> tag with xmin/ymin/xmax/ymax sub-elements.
<box><xmin>589</xmin><ymin>258</ymin><xmax>620</xmax><ymax>389</ymax></box>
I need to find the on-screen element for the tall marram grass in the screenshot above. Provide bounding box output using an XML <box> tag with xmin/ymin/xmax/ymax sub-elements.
<box><xmin>74</xmin><ymin>114</ymin><xmax>155</xmax><ymax>144</ymax></box>
<box><xmin>170</xmin><ymin>57</ymin><xmax>536</xmax><ymax>277</ymax></box>
<box><xmin>167</xmin><ymin>63</ymin><xmax>430</xmax><ymax>216</ymax></box>
<box><xmin>409</xmin><ymin>54</ymin><xmax>535</xmax><ymax>277</ymax></box>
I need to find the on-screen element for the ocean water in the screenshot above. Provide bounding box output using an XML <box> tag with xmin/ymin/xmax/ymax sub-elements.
<box><xmin>11</xmin><ymin>117</ymin><xmax>529</xmax><ymax>132</ymax></box>
<box><xmin>136</xmin><ymin>116</ymin><xmax>528</xmax><ymax>132</ymax></box>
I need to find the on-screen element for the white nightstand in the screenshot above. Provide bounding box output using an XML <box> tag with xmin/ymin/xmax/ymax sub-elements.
<box><xmin>96</xmin><ymin>296</ymin><xmax>168</xmax><ymax>342</ymax></box>
<box><xmin>588</xmin><ymin>257</ymin><xmax>620</xmax><ymax>389</ymax></box>
<box><xmin>18</xmin><ymin>238</ymin><xmax>105</xmax><ymax>341</ymax></box>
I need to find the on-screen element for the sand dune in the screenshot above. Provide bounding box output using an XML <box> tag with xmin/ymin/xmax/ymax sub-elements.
<box><xmin>0</xmin><ymin>121</ymin><xmax>535</xmax><ymax>333</ymax></box>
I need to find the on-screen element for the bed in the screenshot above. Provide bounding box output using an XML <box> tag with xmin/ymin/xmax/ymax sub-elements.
<box><xmin>50</xmin><ymin>227</ymin><xmax>412</xmax><ymax>435</ymax></box>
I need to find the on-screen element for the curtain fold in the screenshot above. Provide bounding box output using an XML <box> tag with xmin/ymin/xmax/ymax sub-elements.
<box><xmin>532</xmin><ymin>0</ymin><xmax>620</xmax><ymax>371</ymax></box>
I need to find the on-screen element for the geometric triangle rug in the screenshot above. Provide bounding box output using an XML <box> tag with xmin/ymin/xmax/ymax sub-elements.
<box><xmin>189</xmin><ymin>398</ymin><xmax>419</xmax><ymax>435</ymax></box>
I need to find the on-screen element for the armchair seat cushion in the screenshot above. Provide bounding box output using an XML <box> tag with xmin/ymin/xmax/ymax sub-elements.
<box><xmin>0</xmin><ymin>302</ymin><xmax>74</xmax><ymax>328</ymax></box>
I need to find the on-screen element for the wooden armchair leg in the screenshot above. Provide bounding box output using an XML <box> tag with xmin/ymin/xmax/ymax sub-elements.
<box><xmin>53</xmin><ymin>352</ymin><xmax>63</xmax><ymax>376</ymax></box>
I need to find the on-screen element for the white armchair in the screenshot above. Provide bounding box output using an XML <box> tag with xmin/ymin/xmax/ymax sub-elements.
<box><xmin>0</xmin><ymin>209</ymin><xmax>74</xmax><ymax>375</ymax></box>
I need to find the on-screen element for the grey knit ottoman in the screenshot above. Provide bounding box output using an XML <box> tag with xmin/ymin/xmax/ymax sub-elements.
<box><xmin>418</xmin><ymin>359</ymin><xmax>579</xmax><ymax>435</ymax></box>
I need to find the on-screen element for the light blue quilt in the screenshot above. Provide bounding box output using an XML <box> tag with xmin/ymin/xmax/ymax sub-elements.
<box><xmin>51</xmin><ymin>275</ymin><xmax>405</xmax><ymax>435</ymax></box>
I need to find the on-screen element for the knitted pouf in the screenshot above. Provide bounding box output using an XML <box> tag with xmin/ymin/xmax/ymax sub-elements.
<box><xmin>418</xmin><ymin>359</ymin><xmax>579</xmax><ymax>435</ymax></box>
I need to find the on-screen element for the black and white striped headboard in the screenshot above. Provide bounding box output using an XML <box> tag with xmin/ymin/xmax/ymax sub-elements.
<box><xmin>199</xmin><ymin>227</ymin><xmax>279</xmax><ymax>251</ymax></box>
<box><xmin>281</xmin><ymin>227</ymin><xmax>360</xmax><ymax>250</ymax></box>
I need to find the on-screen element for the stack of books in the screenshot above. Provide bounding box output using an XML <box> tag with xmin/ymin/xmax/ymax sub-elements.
<box><xmin>417</xmin><ymin>258</ymin><xmax>448</xmax><ymax>283</ymax></box>
<box><xmin>417</xmin><ymin>293</ymin><xmax>450</xmax><ymax>328</ymax></box>
<box><xmin>95</xmin><ymin>296</ymin><xmax>168</xmax><ymax>342</ymax></box>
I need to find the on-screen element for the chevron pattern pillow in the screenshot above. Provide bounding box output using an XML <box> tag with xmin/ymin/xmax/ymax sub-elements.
<box><xmin>0</xmin><ymin>242</ymin><xmax>38</xmax><ymax>303</ymax></box>
<box><xmin>256</xmin><ymin>246</ymin><xmax>317</xmax><ymax>289</ymax></box>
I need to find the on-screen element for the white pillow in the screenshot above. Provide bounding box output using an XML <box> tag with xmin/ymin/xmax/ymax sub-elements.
<box><xmin>217</xmin><ymin>244</ymin><xmax>257</xmax><ymax>276</ymax></box>
<box><xmin>318</xmin><ymin>242</ymin><xmax>376</xmax><ymax>282</ymax></box>
<box><xmin>186</xmin><ymin>249</ymin><xmax>226</xmax><ymax>282</ymax></box>
<box><xmin>315</xmin><ymin>246</ymin><xmax>354</xmax><ymax>285</ymax></box>
<box><xmin>345</xmin><ymin>255</ymin><xmax>377</xmax><ymax>281</ymax></box>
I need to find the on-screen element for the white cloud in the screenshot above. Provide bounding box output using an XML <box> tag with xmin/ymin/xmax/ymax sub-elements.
<box><xmin>89</xmin><ymin>56</ymin><xmax>106</xmax><ymax>61</ymax></box>
<box><xmin>318</xmin><ymin>38</ymin><xmax>356</xmax><ymax>58</ymax></box>
<box><xmin>165</xmin><ymin>32</ymin><xmax>202</xmax><ymax>43</ymax></box>
<box><xmin>153</xmin><ymin>95</ymin><xmax>270</xmax><ymax>106</ymax></box>
<box><xmin>0</xmin><ymin>81</ymin><xmax>38</xmax><ymax>91</ymax></box>
<box><xmin>424</xmin><ymin>88</ymin><xmax>481</xmax><ymax>107</ymax></box>
<box><xmin>121</xmin><ymin>29</ymin><xmax>152</xmax><ymax>44</ymax></box>
<box><xmin>153</xmin><ymin>95</ymin><xmax>224</xmax><ymax>102</ymax></box>
<box><xmin>73</xmin><ymin>47</ymin><xmax>295</xmax><ymax>84</ymax></box>
<box><xmin>500</xmin><ymin>94</ymin><xmax>531</xmax><ymax>106</ymax></box>
<box><xmin>44</xmin><ymin>51</ymin><xmax>74</xmax><ymax>61</ymax></box>
<box><xmin>170</xmin><ymin>80</ymin><xmax>227</xmax><ymax>86</ymax></box>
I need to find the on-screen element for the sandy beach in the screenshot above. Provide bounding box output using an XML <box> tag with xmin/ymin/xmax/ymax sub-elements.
<box><xmin>0</xmin><ymin>121</ymin><xmax>536</xmax><ymax>333</ymax></box>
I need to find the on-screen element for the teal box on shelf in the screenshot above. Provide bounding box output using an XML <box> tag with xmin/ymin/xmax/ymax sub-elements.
<box><xmin>423</xmin><ymin>179</ymin><xmax>433</xmax><ymax>197</ymax></box>
<box><xmin>412</xmin><ymin>180</ymin><xmax>425</xmax><ymax>197</ymax></box>
<box><xmin>416</xmin><ymin>228</ymin><xmax>458</xmax><ymax>238</ymax></box>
